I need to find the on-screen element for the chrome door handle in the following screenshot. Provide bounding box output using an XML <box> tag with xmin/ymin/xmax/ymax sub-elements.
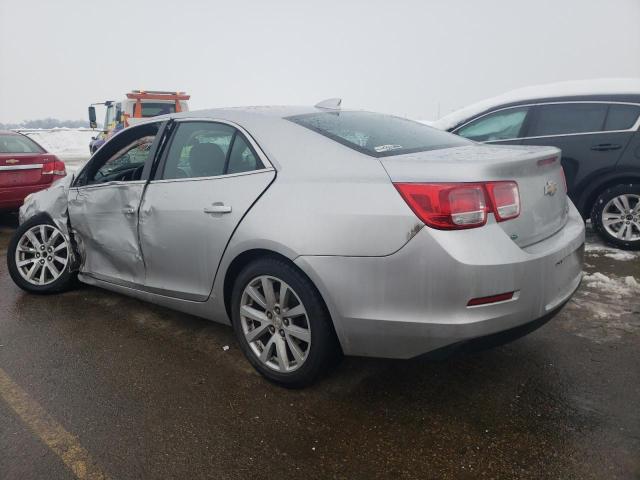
<box><xmin>123</xmin><ymin>207</ymin><xmax>136</xmax><ymax>215</ymax></box>
<box><xmin>203</xmin><ymin>202</ymin><xmax>232</xmax><ymax>214</ymax></box>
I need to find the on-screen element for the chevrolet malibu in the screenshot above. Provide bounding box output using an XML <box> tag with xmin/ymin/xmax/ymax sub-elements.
<box><xmin>6</xmin><ymin>102</ymin><xmax>585</xmax><ymax>387</ymax></box>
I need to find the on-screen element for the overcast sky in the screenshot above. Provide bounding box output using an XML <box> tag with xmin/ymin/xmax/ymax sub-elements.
<box><xmin>1</xmin><ymin>0</ymin><xmax>639</xmax><ymax>123</ymax></box>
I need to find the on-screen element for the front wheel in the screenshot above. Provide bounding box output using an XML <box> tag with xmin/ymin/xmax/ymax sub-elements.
<box><xmin>231</xmin><ymin>257</ymin><xmax>340</xmax><ymax>388</ymax></box>
<box><xmin>591</xmin><ymin>184</ymin><xmax>640</xmax><ymax>250</ymax></box>
<box><xmin>7</xmin><ymin>216</ymin><xmax>76</xmax><ymax>293</ymax></box>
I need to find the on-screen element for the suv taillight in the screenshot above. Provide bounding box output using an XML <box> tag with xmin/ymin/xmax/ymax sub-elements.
<box><xmin>42</xmin><ymin>157</ymin><xmax>66</xmax><ymax>179</ymax></box>
<box><xmin>394</xmin><ymin>181</ymin><xmax>520</xmax><ymax>230</ymax></box>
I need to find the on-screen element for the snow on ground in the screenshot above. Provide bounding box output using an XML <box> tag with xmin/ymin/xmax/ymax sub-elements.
<box><xmin>431</xmin><ymin>78</ymin><xmax>640</xmax><ymax>131</ymax></box>
<box><xmin>561</xmin><ymin>224</ymin><xmax>640</xmax><ymax>343</ymax></box>
<box><xmin>18</xmin><ymin>128</ymin><xmax>94</xmax><ymax>172</ymax></box>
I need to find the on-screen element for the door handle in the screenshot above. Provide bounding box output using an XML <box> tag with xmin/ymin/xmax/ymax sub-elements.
<box><xmin>203</xmin><ymin>202</ymin><xmax>232</xmax><ymax>214</ymax></box>
<box><xmin>122</xmin><ymin>207</ymin><xmax>136</xmax><ymax>215</ymax></box>
<box><xmin>591</xmin><ymin>143</ymin><xmax>621</xmax><ymax>151</ymax></box>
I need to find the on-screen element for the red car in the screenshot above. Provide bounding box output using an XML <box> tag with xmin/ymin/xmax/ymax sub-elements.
<box><xmin>0</xmin><ymin>131</ymin><xmax>66</xmax><ymax>212</ymax></box>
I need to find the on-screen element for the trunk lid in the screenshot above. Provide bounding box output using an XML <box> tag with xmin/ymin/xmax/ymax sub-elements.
<box><xmin>379</xmin><ymin>144</ymin><xmax>568</xmax><ymax>247</ymax></box>
<box><xmin>0</xmin><ymin>153</ymin><xmax>54</xmax><ymax>188</ymax></box>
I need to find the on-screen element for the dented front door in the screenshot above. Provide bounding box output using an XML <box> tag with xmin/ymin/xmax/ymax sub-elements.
<box><xmin>67</xmin><ymin>181</ymin><xmax>145</xmax><ymax>285</ymax></box>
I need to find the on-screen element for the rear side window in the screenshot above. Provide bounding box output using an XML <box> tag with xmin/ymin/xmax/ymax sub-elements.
<box><xmin>162</xmin><ymin>122</ymin><xmax>234</xmax><ymax>180</ymax></box>
<box><xmin>529</xmin><ymin>103</ymin><xmax>607</xmax><ymax>136</ymax></box>
<box><xmin>604</xmin><ymin>104</ymin><xmax>640</xmax><ymax>131</ymax></box>
<box><xmin>287</xmin><ymin>111</ymin><xmax>469</xmax><ymax>157</ymax></box>
<box><xmin>161</xmin><ymin>122</ymin><xmax>264</xmax><ymax>180</ymax></box>
<box><xmin>227</xmin><ymin>135</ymin><xmax>262</xmax><ymax>174</ymax></box>
<box><xmin>0</xmin><ymin>134</ymin><xmax>44</xmax><ymax>153</ymax></box>
<box><xmin>457</xmin><ymin>107</ymin><xmax>529</xmax><ymax>142</ymax></box>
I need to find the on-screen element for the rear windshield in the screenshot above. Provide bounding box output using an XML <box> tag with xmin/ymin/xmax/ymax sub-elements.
<box><xmin>287</xmin><ymin>111</ymin><xmax>469</xmax><ymax>157</ymax></box>
<box><xmin>0</xmin><ymin>134</ymin><xmax>45</xmax><ymax>153</ymax></box>
<box><xmin>140</xmin><ymin>102</ymin><xmax>176</xmax><ymax>117</ymax></box>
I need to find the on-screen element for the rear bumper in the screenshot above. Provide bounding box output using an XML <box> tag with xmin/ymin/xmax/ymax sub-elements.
<box><xmin>0</xmin><ymin>183</ymin><xmax>50</xmax><ymax>211</ymax></box>
<box><xmin>296</xmin><ymin>201</ymin><xmax>585</xmax><ymax>359</ymax></box>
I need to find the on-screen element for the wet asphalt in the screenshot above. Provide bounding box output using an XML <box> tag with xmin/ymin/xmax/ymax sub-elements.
<box><xmin>0</xmin><ymin>213</ymin><xmax>638</xmax><ymax>480</ymax></box>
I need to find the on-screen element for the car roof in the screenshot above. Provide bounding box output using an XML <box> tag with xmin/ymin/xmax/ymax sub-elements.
<box><xmin>433</xmin><ymin>78</ymin><xmax>640</xmax><ymax>131</ymax></box>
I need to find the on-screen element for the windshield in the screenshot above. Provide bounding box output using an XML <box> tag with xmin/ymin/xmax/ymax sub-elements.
<box><xmin>0</xmin><ymin>134</ymin><xmax>45</xmax><ymax>153</ymax></box>
<box><xmin>140</xmin><ymin>102</ymin><xmax>176</xmax><ymax>117</ymax></box>
<box><xmin>287</xmin><ymin>111</ymin><xmax>470</xmax><ymax>157</ymax></box>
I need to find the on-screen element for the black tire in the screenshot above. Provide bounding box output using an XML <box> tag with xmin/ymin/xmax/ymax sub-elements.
<box><xmin>7</xmin><ymin>215</ymin><xmax>76</xmax><ymax>294</ymax></box>
<box><xmin>591</xmin><ymin>183</ymin><xmax>640</xmax><ymax>251</ymax></box>
<box><xmin>231</xmin><ymin>257</ymin><xmax>341</xmax><ymax>388</ymax></box>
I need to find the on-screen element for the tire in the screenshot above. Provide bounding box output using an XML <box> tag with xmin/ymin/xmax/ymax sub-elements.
<box><xmin>231</xmin><ymin>257</ymin><xmax>340</xmax><ymax>388</ymax></box>
<box><xmin>591</xmin><ymin>184</ymin><xmax>640</xmax><ymax>250</ymax></box>
<box><xmin>7</xmin><ymin>215</ymin><xmax>76</xmax><ymax>293</ymax></box>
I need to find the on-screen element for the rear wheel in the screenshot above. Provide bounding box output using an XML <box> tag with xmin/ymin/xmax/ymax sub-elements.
<box><xmin>591</xmin><ymin>184</ymin><xmax>640</xmax><ymax>250</ymax></box>
<box><xmin>231</xmin><ymin>257</ymin><xmax>340</xmax><ymax>387</ymax></box>
<box><xmin>7</xmin><ymin>216</ymin><xmax>76</xmax><ymax>293</ymax></box>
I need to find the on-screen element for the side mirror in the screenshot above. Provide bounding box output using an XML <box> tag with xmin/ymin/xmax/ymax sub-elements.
<box><xmin>88</xmin><ymin>106</ymin><xmax>97</xmax><ymax>129</ymax></box>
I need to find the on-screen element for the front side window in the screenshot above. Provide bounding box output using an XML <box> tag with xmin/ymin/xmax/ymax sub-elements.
<box><xmin>604</xmin><ymin>104</ymin><xmax>640</xmax><ymax>131</ymax></box>
<box><xmin>529</xmin><ymin>103</ymin><xmax>607</xmax><ymax>137</ymax></box>
<box><xmin>92</xmin><ymin>136</ymin><xmax>155</xmax><ymax>184</ymax></box>
<box><xmin>0</xmin><ymin>134</ymin><xmax>45</xmax><ymax>153</ymax></box>
<box><xmin>457</xmin><ymin>107</ymin><xmax>529</xmax><ymax>142</ymax></box>
<box><xmin>287</xmin><ymin>111</ymin><xmax>469</xmax><ymax>157</ymax></box>
<box><xmin>75</xmin><ymin>122</ymin><xmax>161</xmax><ymax>186</ymax></box>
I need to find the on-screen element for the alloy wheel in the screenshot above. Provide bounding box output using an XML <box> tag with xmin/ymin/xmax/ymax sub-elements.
<box><xmin>601</xmin><ymin>194</ymin><xmax>640</xmax><ymax>242</ymax></box>
<box><xmin>14</xmin><ymin>224</ymin><xmax>69</xmax><ymax>286</ymax></box>
<box><xmin>240</xmin><ymin>275</ymin><xmax>311</xmax><ymax>373</ymax></box>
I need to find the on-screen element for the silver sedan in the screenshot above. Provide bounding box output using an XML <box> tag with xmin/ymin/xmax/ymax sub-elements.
<box><xmin>7</xmin><ymin>101</ymin><xmax>585</xmax><ymax>386</ymax></box>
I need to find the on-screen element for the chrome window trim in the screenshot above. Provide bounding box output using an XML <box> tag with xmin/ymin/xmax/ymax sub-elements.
<box><xmin>453</xmin><ymin>100</ymin><xmax>640</xmax><ymax>142</ymax></box>
<box><xmin>0</xmin><ymin>163</ymin><xmax>43</xmax><ymax>171</ymax></box>
<box><xmin>70</xmin><ymin>180</ymin><xmax>146</xmax><ymax>192</ymax></box>
<box><xmin>148</xmin><ymin>167</ymin><xmax>275</xmax><ymax>185</ymax></box>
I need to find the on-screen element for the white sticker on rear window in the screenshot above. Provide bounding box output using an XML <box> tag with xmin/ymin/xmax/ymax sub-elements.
<box><xmin>374</xmin><ymin>144</ymin><xmax>402</xmax><ymax>153</ymax></box>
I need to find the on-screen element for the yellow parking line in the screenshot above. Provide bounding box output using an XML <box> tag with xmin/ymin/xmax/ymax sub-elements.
<box><xmin>0</xmin><ymin>368</ymin><xmax>111</xmax><ymax>480</ymax></box>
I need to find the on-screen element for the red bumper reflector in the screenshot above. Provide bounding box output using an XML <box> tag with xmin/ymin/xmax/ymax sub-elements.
<box><xmin>467</xmin><ymin>291</ymin><xmax>514</xmax><ymax>307</ymax></box>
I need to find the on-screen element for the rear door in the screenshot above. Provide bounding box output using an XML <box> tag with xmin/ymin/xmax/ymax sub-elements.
<box><xmin>139</xmin><ymin>120</ymin><xmax>275</xmax><ymax>301</ymax></box>
<box><xmin>520</xmin><ymin>102</ymin><xmax>637</xmax><ymax>194</ymax></box>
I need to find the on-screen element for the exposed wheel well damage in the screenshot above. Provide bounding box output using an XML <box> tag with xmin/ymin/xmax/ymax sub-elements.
<box><xmin>222</xmin><ymin>249</ymin><xmax>341</xmax><ymax>350</ymax></box>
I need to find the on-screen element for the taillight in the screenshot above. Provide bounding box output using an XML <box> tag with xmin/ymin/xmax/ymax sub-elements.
<box><xmin>394</xmin><ymin>181</ymin><xmax>520</xmax><ymax>230</ymax></box>
<box><xmin>394</xmin><ymin>183</ymin><xmax>488</xmax><ymax>230</ymax></box>
<box><xmin>42</xmin><ymin>157</ymin><xmax>66</xmax><ymax>179</ymax></box>
<box><xmin>485</xmin><ymin>181</ymin><xmax>520</xmax><ymax>221</ymax></box>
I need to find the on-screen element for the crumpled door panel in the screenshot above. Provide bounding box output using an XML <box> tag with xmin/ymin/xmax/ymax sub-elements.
<box><xmin>67</xmin><ymin>182</ymin><xmax>145</xmax><ymax>284</ymax></box>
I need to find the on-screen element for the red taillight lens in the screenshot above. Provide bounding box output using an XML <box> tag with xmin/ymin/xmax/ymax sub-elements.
<box><xmin>394</xmin><ymin>181</ymin><xmax>520</xmax><ymax>230</ymax></box>
<box><xmin>394</xmin><ymin>183</ymin><xmax>488</xmax><ymax>230</ymax></box>
<box><xmin>42</xmin><ymin>158</ymin><xmax>66</xmax><ymax>179</ymax></box>
<box><xmin>485</xmin><ymin>181</ymin><xmax>520</xmax><ymax>221</ymax></box>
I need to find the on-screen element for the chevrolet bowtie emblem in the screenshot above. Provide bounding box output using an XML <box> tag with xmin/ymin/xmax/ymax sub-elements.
<box><xmin>544</xmin><ymin>181</ymin><xmax>558</xmax><ymax>196</ymax></box>
<box><xmin>5</xmin><ymin>158</ymin><xmax>19</xmax><ymax>164</ymax></box>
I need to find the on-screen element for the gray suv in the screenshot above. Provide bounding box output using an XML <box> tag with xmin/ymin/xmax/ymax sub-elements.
<box><xmin>437</xmin><ymin>91</ymin><xmax>640</xmax><ymax>249</ymax></box>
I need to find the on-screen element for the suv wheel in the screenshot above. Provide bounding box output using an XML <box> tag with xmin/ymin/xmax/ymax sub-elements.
<box><xmin>7</xmin><ymin>216</ymin><xmax>76</xmax><ymax>293</ymax></box>
<box><xmin>591</xmin><ymin>184</ymin><xmax>640</xmax><ymax>250</ymax></box>
<box><xmin>231</xmin><ymin>257</ymin><xmax>340</xmax><ymax>388</ymax></box>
